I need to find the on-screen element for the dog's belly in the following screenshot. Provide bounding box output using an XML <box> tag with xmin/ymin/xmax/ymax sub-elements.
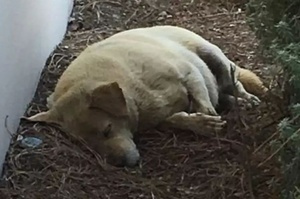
<box><xmin>134</xmin><ymin>82</ymin><xmax>190</xmax><ymax>131</ymax></box>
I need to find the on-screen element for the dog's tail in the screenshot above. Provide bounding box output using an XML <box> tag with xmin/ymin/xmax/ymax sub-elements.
<box><xmin>238</xmin><ymin>67</ymin><xmax>268</xmax><ymax>96</ymax></box>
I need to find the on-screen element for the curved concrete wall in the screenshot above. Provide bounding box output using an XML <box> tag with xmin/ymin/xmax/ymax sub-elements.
<box><xmin>0</xmin><ymin>0</ymin><xmax>74</xmax><ymax>173</ymax></box>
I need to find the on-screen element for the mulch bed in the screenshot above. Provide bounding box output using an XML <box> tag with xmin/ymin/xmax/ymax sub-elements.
<box><xmin>0</xmin><ymin>0</ymin><xmax>288</xmax><ymax>198</ymax></box>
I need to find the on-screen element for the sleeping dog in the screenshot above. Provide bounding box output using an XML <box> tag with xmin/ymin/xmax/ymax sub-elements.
<box><xmin>25</xmin><ymin>25</ymin><xmax>267</xmax><ymax>167</ymax></box>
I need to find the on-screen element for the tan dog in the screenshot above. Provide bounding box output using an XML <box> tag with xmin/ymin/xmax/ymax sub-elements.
<box><xmin>24</xmin><ymin>25</ymin><xmax>265</xmax><ymax>167</ymax></box>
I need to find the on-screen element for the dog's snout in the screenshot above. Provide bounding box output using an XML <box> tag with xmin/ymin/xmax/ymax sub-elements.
<box><xmin>107</xmin><ymin>149</ymin><xmax>140</xmax><ymax>167</ymax></box>
<box><xmin>104</xmin><ymin>136</ymin><xmax>140</xmax><ymax>167</ymax></box>
<box><xmin>124</xmin><ymin>149</ymin><xmax>140</xmax><ymax>167</ymax></box>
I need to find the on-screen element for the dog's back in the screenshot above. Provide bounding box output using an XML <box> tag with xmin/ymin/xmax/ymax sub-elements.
<box><xmin>106</xmin><ymin>28</ymin><xmax>219</xmax><ymax>107</ymax></box>
<box><xmin>109</xmin><ymin>25</ymin><xmax>205</xmax><ymax>53</ymax></box>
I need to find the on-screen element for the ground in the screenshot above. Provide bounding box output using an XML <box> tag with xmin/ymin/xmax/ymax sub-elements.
<box><xmin>0</xmin><ymin>0</ymin><xmax>288</xmax><ymax>198</ymax></box>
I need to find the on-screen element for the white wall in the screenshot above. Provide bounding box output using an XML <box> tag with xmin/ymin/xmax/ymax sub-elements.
<box><xmin>0</xmin><ymin>0</ymin><xmax>74</xmax><ymax>173</ymax></box>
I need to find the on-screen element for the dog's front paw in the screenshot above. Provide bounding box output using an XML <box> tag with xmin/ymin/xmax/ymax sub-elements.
<box><xmin>190</xmin><ymin>113</ymin><xmax>226</xmax><ymax>132</ymax></box>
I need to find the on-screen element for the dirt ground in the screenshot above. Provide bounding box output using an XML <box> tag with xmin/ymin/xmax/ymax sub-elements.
<box><xmin>0</xmin><ymin>0</ymin><xmax>288</xmax><ymax>198</ymax></box>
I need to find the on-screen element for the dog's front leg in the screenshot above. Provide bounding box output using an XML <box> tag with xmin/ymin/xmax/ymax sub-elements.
<box><xmin>158</xmin><ymin>112</ymin><xmax>226</xmax><ymax>136</ymax></box>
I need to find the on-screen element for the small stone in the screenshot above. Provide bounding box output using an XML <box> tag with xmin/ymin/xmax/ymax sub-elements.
<box><xmin>159</xmin><ymin>11</ymin><xmax>167</xmax><ymax>16</ymax></box>
<box><xmin>112</xmin><ymin>14</ymin><xmax>119</xmax><ymax>19</ymax></box>
<box><xmin>157</xmin><ymin>16</ymin><xmax>164</xmax><ymax>21</ymax></box>
<box><xmin>20</xmin><ymin>137</ymin><xmax>43</xmax><ymax>148</ymax></box>
<box><xmin>16</xmin><ymin>134</ymin><xmax>23</xmax><ymax>141</ymax></box>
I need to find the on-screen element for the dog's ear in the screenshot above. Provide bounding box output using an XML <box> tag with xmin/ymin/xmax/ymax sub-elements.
<box><xmin>22</xmin><ymin>110</ymin><xmax>62</xmax><ymax>125</ymax></box>
<box><xmin>89</xmin><ymin>82</ymin><xmax>128</xmax><ymax>117</ymax></box>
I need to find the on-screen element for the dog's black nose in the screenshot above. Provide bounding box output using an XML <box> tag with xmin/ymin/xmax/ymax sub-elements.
<box><xmin>124</xmin><ymin>149</ymin><xmax>140</xmax><ymax>167</ymax></box>
<box><xmin>108</xmin><ymin>149</ymin><xmax>140</xmax><ymax>168</ymax></box>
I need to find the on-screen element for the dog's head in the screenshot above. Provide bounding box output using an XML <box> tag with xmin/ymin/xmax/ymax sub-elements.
<box><xmin>25</xmin><ymin>81</ymin><xmax>140</xmax><ymax>167</ymax></box>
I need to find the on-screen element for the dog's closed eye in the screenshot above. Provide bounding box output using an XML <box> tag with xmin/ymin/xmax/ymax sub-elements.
<box><xmin>103</xmin><ymin>123</ymin><xmax>112</xmax><ymax>138</ymax></box>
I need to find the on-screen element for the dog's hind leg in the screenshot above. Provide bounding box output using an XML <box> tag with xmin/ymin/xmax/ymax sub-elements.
<box><xmin>196</xmin><ymin>42</ymin><xmax>234</xmax><ymax>88</ymax></box>
<box><xmin>234</xmin><ymin>80</ymin><xmax>261</xmax><ymax>106</ymax></box>
<box><xmin>195</xmin><ymin>43</ymin><xmax>262</xmax><ymax>105</ymax></box>
<box><xmin>158</xmin><ymin>111</ymin><xmax>226</xmax><ymax>135</ymax></box>
<box><xmin>177</xmin><ymin>61</ymin><xmax>218</xmax><ymax>116</ymax></box>
<box><xmin>216</xmin><ymin>93</ymin><xmax>249</xmax><ymax>113</ymax></box>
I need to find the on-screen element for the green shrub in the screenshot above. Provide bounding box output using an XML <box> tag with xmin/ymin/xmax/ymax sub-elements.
<box><xmin>246</xmin><ymin>0</ymin><xmax>300</xmax><ymax>198</ymax></box>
